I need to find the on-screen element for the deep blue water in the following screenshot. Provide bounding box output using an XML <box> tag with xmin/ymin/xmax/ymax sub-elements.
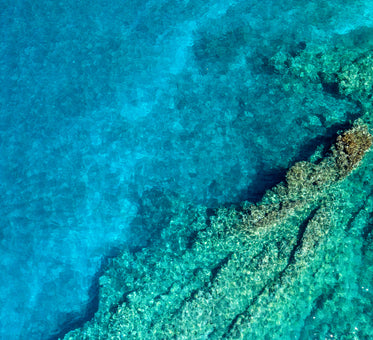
<box><xmin>1</xmin><ymin>0</ymin><xmax>372</xmax><ymax>339</ymax></box>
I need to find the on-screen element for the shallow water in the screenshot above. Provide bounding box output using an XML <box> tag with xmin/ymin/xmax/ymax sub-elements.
<box><xmin>1</xmin><ymin>0</ymin><xmax>372</xmax><ymax>339</ymax></box>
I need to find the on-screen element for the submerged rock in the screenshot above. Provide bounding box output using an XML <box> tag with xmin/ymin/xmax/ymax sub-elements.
<box><xmin>63</xmin><ymin>35</ymin><xmax>373</xmax><ymax>339</ymax></box>
<box><xmin>62</xmin><ymin>118</ymin><xmax>372</xmax><ymax>339</ymax></box>
<box><xmin>334</xmin><ymin>124</ymin><xmax>372</xmax><ymax>175</ymax></box>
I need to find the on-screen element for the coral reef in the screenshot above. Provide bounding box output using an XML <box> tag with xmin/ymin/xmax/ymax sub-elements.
<box><xmin>62</xmin><ymin>121</ymin><xmax>372</xmax><ymax>339</ymax></box>
<box><xmin>270</xmin><ymin>28</ymin><xmax>373</xmax><ymax>111</ymax></box>
<box><xmin>62</xmin><ymin>30</ymin><xmax>373</xmax><ymax>339</ymax></box>
<box><xmin>334</xmin><ymin>123</ymin><xmax>372</xmax><ymax>175</ymax></box>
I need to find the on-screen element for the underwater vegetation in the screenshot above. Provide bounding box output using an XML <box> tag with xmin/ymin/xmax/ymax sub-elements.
<box><xmin>63</xmin><ymin>31</ymin><xmax>373</xmax><ymax>340</ymax></box>
<box><xmin>334</xmin><ymin>124</ymin><xmax>372</xmax><ymax>175</ymax></box>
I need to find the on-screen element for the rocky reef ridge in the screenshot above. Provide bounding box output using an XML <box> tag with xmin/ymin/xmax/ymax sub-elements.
<box><xmin>63</xmin><ymin>34</ymin><xmax>373</xmax><ymax>339</ymax></box>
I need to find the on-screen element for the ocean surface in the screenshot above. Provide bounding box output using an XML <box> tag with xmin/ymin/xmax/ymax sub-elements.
<box><xmin>1</xmin><ymin>0</ymin><xmax>372</xmax><ymax>339</ymax></box>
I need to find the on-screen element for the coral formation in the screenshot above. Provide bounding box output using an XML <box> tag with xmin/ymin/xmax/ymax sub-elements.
<box><xmin>62</xmin><ymin>120</ymin><xmax>372</xmax><ymax>339</ymax></box>
<box><xmin>334</xmin><ymin>123</ymin><xmax>372</xmax><ymax>175</ymax></box>
<box><xmin>62</xmin><ymin>30</ymin><xmax>373</xmax><ymax>340</ymax></box>
<box><xmin>270</xmin><ymin>28</ymin><xmax>373</xmax><ymax>112</ymax></box>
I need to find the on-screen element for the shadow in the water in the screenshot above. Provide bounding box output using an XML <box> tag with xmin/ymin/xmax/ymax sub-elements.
<box><xmin>241</xmin><ymin>118</ymin><xmax>359</xmax><ymax>203</ymax></box>
<box><xmin>49</xmin><ymin>247</ymin><xmax>123</xmax><ymax>340</ymax></box>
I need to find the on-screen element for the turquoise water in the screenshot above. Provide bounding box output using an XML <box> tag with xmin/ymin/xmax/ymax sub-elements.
<box><xmin>1</xmin><ymin>1</ymin><xmax>372</xmax><ymax>339</ymax></box>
